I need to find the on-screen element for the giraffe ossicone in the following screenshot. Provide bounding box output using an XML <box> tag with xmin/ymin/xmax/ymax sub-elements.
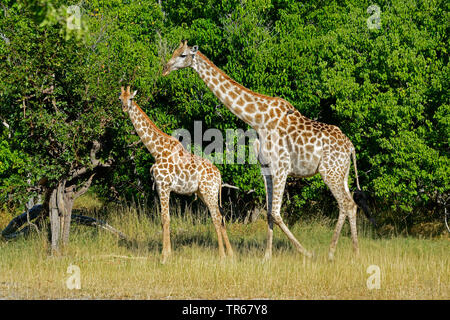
<box><xmin>119</xmin><ymin>85</ymin><xmax>233</xmax><ymax>262</ymax></box>
<box><xmin>163</xmin><ymin>41</ymin><xmax>376</xmax><ymax>260</ymax></box>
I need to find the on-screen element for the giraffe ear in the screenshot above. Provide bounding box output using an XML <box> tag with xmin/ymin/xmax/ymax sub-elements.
<box><xmin>131</xmin><ymin>90</ymin><xmax>138</xmax><ymax>99</ymax></box>
<box><xmin>191</xmin><ymin>45</ymin><xmax>198</xmax><ymax>54</ymax></box>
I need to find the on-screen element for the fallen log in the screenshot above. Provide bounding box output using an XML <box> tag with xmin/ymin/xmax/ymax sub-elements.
<box><xmin>71</xmin><ymin>214</ymin><xmax>128</xmax><ymax>240</ymax></box>
<box><xmin>1</xmin><ymin>204</ymin><xmax>129</xmax><ymax>242</ymax></box>
<box><xmin>1</xmin><ymin>204</ymin><xmax>43</xmax><ymax>239</ymax></box>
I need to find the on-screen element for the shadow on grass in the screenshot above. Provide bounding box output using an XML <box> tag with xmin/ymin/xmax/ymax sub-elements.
<box><xmin>118</xmin><ymin>228</ymin><xmax>293</xmax><ymax>256</ymax></box>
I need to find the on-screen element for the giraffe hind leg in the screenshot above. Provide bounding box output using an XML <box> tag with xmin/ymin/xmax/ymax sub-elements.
<box><xmin>218</xmin><ymin>205</ymin><xmax>234</xmax><ymax>257</ymax></box>
<box><xmin>319</xmin><ymin>161</ymin><xmax>359</xmax><ymax>260</ymax></box>
<box><xmin>209</xmin><ymin>203</ymin><xmax>226</xmax><ymax>259</ymax></box>
<box><xmin>200</xmin><ymin>189</ymin><xmax>230</xmax><ymax>259</ymax></box>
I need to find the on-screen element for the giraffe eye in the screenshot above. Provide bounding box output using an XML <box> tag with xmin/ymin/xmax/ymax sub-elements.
<box><xmin>180</xmin><ymin>54</ymin><xmax>187</xmax><ymax>58</ymax></box>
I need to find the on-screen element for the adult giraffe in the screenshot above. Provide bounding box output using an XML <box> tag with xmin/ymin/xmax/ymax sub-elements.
<box><xmin>119</xmin><ymin>86</ymin><xmax>233</xmax><ymax>263</ymax></box>
<box><xmin>162</xmin><ymin>41</ymin><xmax>374</xmax><ymax>260</ymax></box>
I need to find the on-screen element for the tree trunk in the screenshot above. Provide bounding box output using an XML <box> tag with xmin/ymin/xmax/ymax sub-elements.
<box><xmin>49</xmin><ymin>188</ymin><xmax>60</xmax><ymax>252</ymax></box>
<box><xmin>3</xmin><ymin>141</ymin><xmax>113</xmax><ymax>250</ymax></box>
<box><xmin>62</xmin><ymin>198</ymin><xmax>73</xmax><ymax>245</ymax></box>
<box><xmin>48</xmin><ymin>180</ymin><xmax>82</xmax><ymax>252</ymax></box>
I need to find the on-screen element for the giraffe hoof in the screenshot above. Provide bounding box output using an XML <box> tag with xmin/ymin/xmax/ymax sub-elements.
<box><xmin>263</xmin><ymin>253</ymin><xmax>272</xmax><ymax>262</ymax></box>
<box><xmin>161</xmin><ymin>253</ymin><xmax>171</xmax><ymax>264</ymax></box>
<box><xmin>307</xmin><ymin>250</ymin><xmax>317</xmax><ymax>261</ymax></box>
<box><xmin>328</xmin><ymin>252</ymin><xmax>335</xmax><ymax>262</ymax></box>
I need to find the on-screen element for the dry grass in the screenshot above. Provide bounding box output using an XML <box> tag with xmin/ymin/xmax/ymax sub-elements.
<box><xmin>0</xmin><ymin>201</ymin><xmax>448</xmax><ymax>300</ymax></box>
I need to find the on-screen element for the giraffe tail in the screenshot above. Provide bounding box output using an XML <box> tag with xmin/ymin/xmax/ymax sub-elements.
<box><xmin>219</xmin><ymin>181</ymin><xmax>225</xmax><ymax>226</ymax></box>
<box><xmin>351</xmin><ymin>149</ymin><xmax>361</xmax><ymax>191</ymax></box>
<box><xmin>263</xmin><ymin>169</ymin><xmax>273</xmax><ymax>223</ymax></box>
<box><xmin>219</xmin><ymin>180</ymin><xmax>223</xmax><ymax>209</ymax></box>
<box><xmin>351</xmin><ymin>149</ymin><xmax>377</xmax><ymax>228</ymax></box>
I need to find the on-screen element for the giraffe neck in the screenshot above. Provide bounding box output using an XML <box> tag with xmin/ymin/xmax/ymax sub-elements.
<box><xmin>128</xmin><ymin>101</ymin><xmax>177</xmax><ymax>159</ymax></box>
<box><xmin>192</xmin><ymin>51</ymin><xmax>292</xmax><ymax>130</ymax></box>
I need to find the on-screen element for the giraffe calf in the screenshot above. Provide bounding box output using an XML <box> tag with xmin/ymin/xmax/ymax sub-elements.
<box><xmin>119</xmin><ymin>86</ymin><xmax>233</xmax><ymax>263</ymax></box>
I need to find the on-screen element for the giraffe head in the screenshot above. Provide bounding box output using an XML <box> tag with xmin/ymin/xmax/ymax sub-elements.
<box><xmin>119</xmin><ymin>86</ymin><xmax>138</xmax><ymax>112</ymax></box>
<box><xmin>162</xmin><ymin>40</ymin><xmax>198</xmax><ymax>76</ymax></box>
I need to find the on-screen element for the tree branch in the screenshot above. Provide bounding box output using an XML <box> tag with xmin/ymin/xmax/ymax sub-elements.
<box><xmin>1</xmin><ymin>117</ymin><xmax>11</xmax><ymax>138</ymax></box>
<box><xmin>90</xmin><ymin>140</ymin><xmax>113</xmax><ymax>167</ymax></box>
<box><xmin>71</xmin><ymin>214</ymin><xmax>129</xmax><ymax>241</ymax></box>
<box><xmin>74</xmin><ymin>173</ymin><xmax>95</xmax><ymax>199</ymax></box>
<box><xmin>70</xmin><ymin>140</ymin><xmax>112</xmax><ymax>179</ymax></box>
<box><xmin>222</xmin><ymin>183</ymin><xmax>239</xmax><ymax>190</ymax></box>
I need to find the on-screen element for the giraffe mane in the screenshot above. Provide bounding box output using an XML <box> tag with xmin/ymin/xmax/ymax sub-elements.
<box><xmin>131</xmin><ymin>101</ymin><xmax>179</xmax><ymax>143</ymax></box>
<box><xmin>196</xmin><ymin>51</ymin><xmax>296</xmax><ymax>110</ymax></box>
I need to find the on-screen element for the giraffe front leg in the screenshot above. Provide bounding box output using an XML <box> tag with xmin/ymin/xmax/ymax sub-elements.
<box><xmin>265</xmin><ymin>215</ymin><xmax>274</xmax><ymax>260</ymax></box>
<box><xmin>262</xmin><ymin>173</ymin><xmax>274</xmax><ymax>260</ymax></box>
<box><xmin>255</xmin><ymin>139</ymin><xmax>274</xmax><ymax>259</ymax></box>
<box><xmin>158</xmin><ymin>188</ymin><xmax>171</xmax><ymax>264</ymax></box>
<box><xmin>270</xmin><ymin>172</ymin><xmax>313</xmax><ymax>259</ymax></box>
